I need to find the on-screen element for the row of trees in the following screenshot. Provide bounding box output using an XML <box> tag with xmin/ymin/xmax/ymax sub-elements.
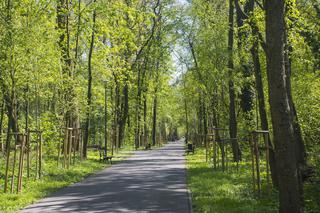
<box><xmin>176</xmin><ymin>0</ymin><xmax>319</xmax><ymax>212</ymax></box>
<box><xmin>0</xmin><ymin>0</ymin><xmax>180</xmax><ymax>160</ymax></box>
<box><xmin>1</xmin><ymin>0</ymin><xmax>319</xmax><ymax>211</ymax></box>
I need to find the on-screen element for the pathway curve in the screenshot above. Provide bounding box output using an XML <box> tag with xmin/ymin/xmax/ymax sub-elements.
<box><xmin>21</xmin><ymin>140</ymin><xmax>191</xmax><ymax>213</ymax></box>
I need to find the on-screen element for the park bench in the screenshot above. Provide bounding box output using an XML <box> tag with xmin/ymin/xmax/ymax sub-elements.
<box><xmin>88</xmin><ymin>145</ymin><xmax>112</xmax><ymax>164</ymax></box>
<box><xmin>99</xmin><ymin>148</ymin><xmax>113</xmax><ymax>164</ymax></box>
<box><xmin>186</xmin><ymin>143</ymin><xmax>195</xmax><ymax>154</ymax></box>
<box><xmin>145</xmin><ymin>143</ymin><xmax>151</xmax><ymax>150</ymax></box>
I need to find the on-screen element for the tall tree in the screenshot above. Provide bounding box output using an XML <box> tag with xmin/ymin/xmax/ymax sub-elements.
<box><xmin>83</xmin><ymin>0</ymin><xmax>97</xmax><ymax>158</ymax></box>
<box><xmin>265</xmin><ymin>0</ymin><xmax>302</xmax><ymax>211</ymax></box>
<box><xmin>228</xmin><ymin>0</ymin><xmax>240</xmax><ymax>162</ymax></box>
<box><xmin>235</xmin><ymin>0</ymin><xmax>279</xmax><ymax>188</ymax></box>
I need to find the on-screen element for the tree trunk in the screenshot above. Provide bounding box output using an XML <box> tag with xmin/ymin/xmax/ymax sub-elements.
<box><xmin>143</xmin><ymin>94</ymin><xmax>148</xmax><ymax>147</ymax></box>
<box><xmin>198</xmin><ymin>96</ymin><xmax>203</xmax><ymax>145</ymax></box>
<box><xmin>1</xmin><ymin>0</ymin><xmax>20</xmax><ymax>152</ymax></box>
<box><xmin>119</xmin><ymin>84</ymin><xmax>128</xmax><ymax>148</ymax></box>
<box><xmin>135</xmin><ymin>67</ymin><xmax>142</xmax><ymax>149</ymax></box>
<box><xmin>24</xmin><ymin>85</ymin><xmax>29</xmax><ymax>132</ymax></box>
<box><xmin>115</xmin><ymin>81</ymin><xmax>120</xmax><ymax>151</ymax></box>
<box><xmin>57</xmin><ymin>0</ymin><xmax>77</xmax><ymax>150</ymax></box>
<box><xmin>228</xmin><ymin>0</ymin><xmax>240</xmax><ymax>162</ymax></box>
<box><xmin>135</xmin><ymin>59</ymin><xmax>148</xmax><ymax>149</ymax></box>
<box><xmin>265</xmin><ymin>1</ymin><xmax>302</xmax><ymax>212</ymax></box>
<box><xmin>152</xmin><ymin>94</ymin><xmax>157</xmax><ymax>146</ymax></box>
<box><xmin>83</xmin><ymin>3</ymin><xmax>96</xmax><ymax>158</ymax></box>
<box><xmin>184</xmin><ymin>97</ymin><xmax>189</xmax><ymax>144</ymax></box>
<box><xmin>284</xmin><ymin>37</ymin><xmax>308</xmax><ymax>175</ymax></box>
<box><xmin>74</xmin><ymin>0</ymin><xmax>81</xmax><ymax>70</ymax></box>
<box><xmin>250</xmin><ymin>34</ymin><xmax>278</xmax><ymax>188</ymax></box>
<box><xmin>202</xmin><ymin>94</ymin><xmax>208</xmax><ymax>143</ymax></box>
<box><xmin>235</xmin><ymin>0</ymin><xmax>254</xmax><ymax>115</ymax></box>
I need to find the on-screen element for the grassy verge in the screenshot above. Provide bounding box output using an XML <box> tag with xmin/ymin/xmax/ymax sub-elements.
<box><xmin>186</xmin><ymin>148</ymin><xmax>278</xmax><ymax>213</ymax></box>
<box><xmin>0</xmin><ymin>148</ymin><xmax>133</xmax><ymax>213</ymax></box>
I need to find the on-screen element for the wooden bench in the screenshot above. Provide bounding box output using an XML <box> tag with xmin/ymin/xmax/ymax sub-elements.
<box><xmin>99</xmin><ymin>148</ymin><xmax>113</xmax><ymax>164</ymax></box>
<box><xmin>186</xmin><ymin>143</ymin><xmax>195</xmax><ymax>154</ymax></box>
<box><xmin>145</xmin><ymin>143</ymin><xmax>151</xmax><ymax>150</ymax></box>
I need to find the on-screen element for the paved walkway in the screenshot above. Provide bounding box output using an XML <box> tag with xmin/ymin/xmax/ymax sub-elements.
<box><xmin>21</xmin><ymin>140</ymin><xmax>191</xmax><ymax>213</ymax></box>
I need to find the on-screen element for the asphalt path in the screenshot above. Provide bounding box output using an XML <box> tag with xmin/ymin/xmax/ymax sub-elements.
<box><xmin>21</xmin><ymin>140</ymin><xmax>191</xmax><ymax>213</ymax></box>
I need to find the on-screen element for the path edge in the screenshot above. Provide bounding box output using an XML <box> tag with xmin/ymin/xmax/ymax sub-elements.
<box><xmin>187</xmin><ymin>185</ymin><xmax>194</xmax><ymax>213</ymax></box>
<box><xmin>183</xmin><ymin>150</ymin><xmax>193</xmax><ymax>213</ymax></box>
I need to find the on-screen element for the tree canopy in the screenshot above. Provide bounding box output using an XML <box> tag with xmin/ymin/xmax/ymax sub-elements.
<box><xmin>0</xmin><ymin>0</ymin><xmax>319</xmax><ymax>212</ymax></box>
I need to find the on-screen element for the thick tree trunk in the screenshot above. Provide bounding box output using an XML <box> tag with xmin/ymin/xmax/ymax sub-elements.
<box><xmin>83</xmin><ymin>3</ymin><xmax>96</xmax><ymax>158</ymax></box>
<box><xmin>114</xmin><ymin>82</ymin><xmax>120</xmax><ymax>150</ymax></box>
<box><xmin>228</xmin><ymin>0</ymin><xmax>240</xmax><ymax>162</ymax></box>
<box><xmin>152</xmin><ymin>65</ymin><xmax>160</xmax><ymax>146</ymax></box>
<box><xmin>198</xmin><ymin>96</ymin><xmax>203</xmax><ymax>145</ymax></box>
<box><xmin>104</xmin><ymin>83</ymin><xmax>108</xmax><ymax>155</ymax></box>
<box><xmin>57</xmin><ymin>0</ymin><xmax>79</xmax><ymax>154</ymax></box>
<box><xmin>1</xmin><ymin>0</ymin><xmax>20</xmax><ymax>152</ymax></box>
<box><xmin>284</xmin><ymin>39</ymin><xmax>310</xmax><ymax>201</ymax></box>
<box><xmin>202</xmin><ymin>95</ymin><xmax>208</xmax><ymax>143</ymax></box>
<box><xmin>143</xmin><ymin>95</ymin><xmax>148</xmax><ymax>147</ymax></box>
<box><xmin>119</xmin><ymin>84</ymin><xmax>128</xmax><ymax>148</ymax></box>
<box><xmin>184</xmin><ymin>98</ymin><xmax>189</xmax><ymax>144</ymax></box>
<box><xmin>111</xmin><ymin>84</ymin><xmax>119</xmax><ymax>155</ymax></box>
<box><xmin>4</xmin><ymin>92</ymin><xmax>20</xmax><ymax>153</ymax></box>
<box><xmin>265</xmin><ymin>1</ymin><xmax>302</xmax><ymax>212</ymax></box>
<box><xmin>152</xmin><ymin>94</ymin><xmax>157</xmax><ymax>146</ymax></box>
<box><xmin>135</xmin><ymin>60</ymin><xmax>147</xmax><ymax>149</ymax></box>
<box><xmin>284</xmin><ymin>39</ymin><xmax>308</xmax><ymax>174</ymax></box>
<box><xmin>135</xmin><ymin>67</ymin><xmax>142</xmax><ymax>149</ymax></box>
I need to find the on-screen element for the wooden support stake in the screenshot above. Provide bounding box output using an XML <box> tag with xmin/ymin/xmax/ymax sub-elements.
<box><xmin>221</xmin><ymin>141</ymin><xmax>226</xmax><ymax>171</ymax></box>
<box><xmin>57</xmin><ymin>130</ymin><xmax>62</xmax><ymax>166</ymax></box>
<box><xmin>213</xmin><ymin>132</ymin><xmax>217</xmax><ymax>169</ymax></box>
<box><xmin>250</xmin><ymin>135</ymin><xmax>256</xmax><ymax>193</ymax></box>
<box><xmin>225</xmin><ymin>141</ymin><xmax>228</xmax><ymax>172</ymax></box>
<box><xmin>38</xmin><ymin>132</ymin><xmax>42</xmax><ymax>179</ymax></box>
<box><xmin>11</xmin><ymin>144</ymin><xmax>17</xmax><ymax>193</ymax></box>
<box><xmin>73</xmin><ymin>134</ymin><xmax>76</xmax><ymax>165</ymax></box>
<box><xmin>253</xmin><ymin>133</ymin><xmax>261</xmax><ymax>196</ymax></box>
<box><xmin>205</xmin><ymin>134</ymin><xmax>208</xmax><ymax>162</ymax></box>
<box><xmin>217</xmin><ymin>140</ymin><xmax>220</xmax><ymax>169</ymax></box>
<box><xmin>264</xmin><ymin>133</ymin><xmax>271</xmax><ymax>195</ymax></box>
<box><xmin>235</xmin><ymin>139</ymin><xmax>239</xmax><ymax>171</ymax></box>
<box><xmin>26</xmin><ymin>132</ymin><xmax>30</xmax><ymax>178</ymax></box>
<box><xmin>63</xmin><ymin>129</ymin><xmax>68</xmax><ymax>169</ymax></box>
<box><xmin>79</xmin><ymin>129</ymin><xmax>83</xmax><ymax>161</ymax></box>
<box><xmin>17</xmin><ymin>135</ymin><xmax>25</xmax><ymax>193</ymax></box>
<box><xmin>4</xmin><ymin>143</ymin><xmax>11</xmax><ymax>193</ymax></box>
<box><xmin>68</xmin><ymin>129</ymin><xmax>72</xmax><ymax>169</ymax></box>
<box><xmin>35</xmin><ymin>137</ymin><xmax>39</xmax><ymax>179</ymax></box>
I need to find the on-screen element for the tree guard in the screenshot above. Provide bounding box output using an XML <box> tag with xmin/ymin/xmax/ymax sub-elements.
<box><xmin>26</xmin><ymin>130</ymin><xmax>43</xmax><ymax>180</ymax></box>
<box><xmin>4</xmin><ymin>133</ymin><xmax>26</xmax><ymax>193</ymax></box>
<box><xmin>58</xmin><ymin>128</ymin><xmax>83</xmax><ymax>169</ymax></box>
<box><xmin>250</xmin><ymin>130</ymin><xmax>272</xmax><ymax>196</ymax></box>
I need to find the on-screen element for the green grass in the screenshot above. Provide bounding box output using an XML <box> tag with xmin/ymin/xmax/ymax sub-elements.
<box><xmin>304</xmin><ymin>155</ymin><xmax>320</xmax><ymax>213</ymax></box>
<box><xmin>0</xmin><ymin>148</ymin><xmax>132</xmax><ymax>213</ymax></box>
<box><xmin>186</xmin><ymin>148</ymin><xmax>278</xmax><ymax>213</ymax></box>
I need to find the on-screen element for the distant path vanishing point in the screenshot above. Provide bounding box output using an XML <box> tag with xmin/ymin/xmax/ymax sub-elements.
<box><xmin>21</xmin><ymin>140</ymin><xmax>191</xmax><ymax>213</ymax></box>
